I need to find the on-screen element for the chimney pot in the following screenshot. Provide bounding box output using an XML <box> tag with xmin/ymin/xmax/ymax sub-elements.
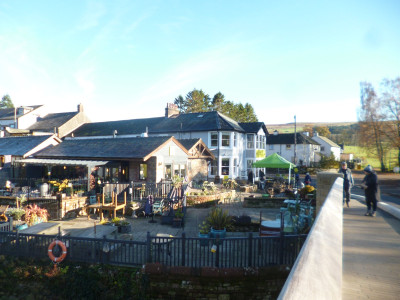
<box><xmin>165</xmin><ymin>103</ymin><xmax>179</xmax><ymax>118</ymax></box>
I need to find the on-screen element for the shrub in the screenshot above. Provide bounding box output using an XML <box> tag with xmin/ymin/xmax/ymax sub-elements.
<box><xmin>198</xmin><ymin>221</ymin><xmax>210</xmax><ymax>234</ymax></box>
<box><xmin>6</xmin><ymin>208</ymin><xmax>25</xmax><ymax>221</ymax></box>
<box><xmin>206</xmin><ymin>207</ymin><xmax>232</xmax><ymax>230</ymax></box>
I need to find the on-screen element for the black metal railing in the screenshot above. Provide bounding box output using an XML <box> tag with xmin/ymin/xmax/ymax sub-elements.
<box><xmin>0</xmin><ymin>231</ymin><xmax>307</xmax><ymax>268</ymax></box>
<box><xmin>0</xmin><ymin>178</ymin><xmax>174</xmax><ymax>202</ymax></box>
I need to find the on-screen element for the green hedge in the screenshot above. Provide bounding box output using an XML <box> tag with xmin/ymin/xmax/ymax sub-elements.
<box><xmin>0</xmin><ymin>255</ymin><xmax>143</xmax><ymax>299</ymax></box>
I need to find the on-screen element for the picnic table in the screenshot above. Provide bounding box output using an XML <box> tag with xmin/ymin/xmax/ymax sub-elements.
<box><xmin>85</xmin><ymin>192</ymin><xmax>127</xmax><ymax>221</ymax></box>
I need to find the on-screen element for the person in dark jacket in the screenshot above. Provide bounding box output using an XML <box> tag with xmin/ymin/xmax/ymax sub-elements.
<box><xmin>339</xmin><ymin>162</ymin><xmax>354</xmax><ymax>207</ymax></box>
<box><xmin>248</xmin><ymin>170</ymin><xmax>254</xmax><ymax>184</ymax></box>
<box><xmin>361</xmin><ymin>165</ymin><xmax>380</xmax><ymax>217</ymax></box>
<box><xmin>304</xmin><ymin>173</ymin><xmax>312</xmax><ymax>185</ymax></box>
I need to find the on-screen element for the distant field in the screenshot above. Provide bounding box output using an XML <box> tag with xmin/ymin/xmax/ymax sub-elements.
<box><xmin>344</xmin><ymin>146</ymin><xmax>398</xmax><ymax>171</ymax></box>
<box><xmin>266</xmin><ymin>121</ymin><xmax>357</xmax><ymax>134</ymax></box>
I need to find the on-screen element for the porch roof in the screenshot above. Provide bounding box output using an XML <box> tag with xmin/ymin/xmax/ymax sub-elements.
<box><xmin>15</xmin><ymin>158</ymin><xmax>109</xmax><ymax>168</ymax></box>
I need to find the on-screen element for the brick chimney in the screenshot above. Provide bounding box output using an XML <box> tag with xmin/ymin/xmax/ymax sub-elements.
<box><xmin>165</xmin><ymin>103</ymin><xmax>179</xmax><ymax>118</ymax></box>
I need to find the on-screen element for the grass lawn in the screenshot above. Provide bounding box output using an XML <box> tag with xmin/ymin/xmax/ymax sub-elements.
<box><xmin>344</xmin><ymin>145</ymin><xmax>399</xmax><ymax>171</ymax></box>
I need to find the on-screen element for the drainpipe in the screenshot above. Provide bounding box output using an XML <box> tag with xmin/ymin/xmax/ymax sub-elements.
<box><xmin>217</xmin><ymin>130</ymin><xmax>220</xmax><ymax>181</ymax></box>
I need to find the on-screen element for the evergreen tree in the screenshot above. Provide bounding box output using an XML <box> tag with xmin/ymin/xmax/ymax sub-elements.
<box><xmin>173</xmin><ymin>89</ymin><xmax>258</xmax><ymax>122</ymax></box>
<box><xmin>0</xmin><ymin>94</ymin><xmax>14</xmax><ymax>109</ymax></box>
<box><xmin>212</xmin><ymin>92</ymin><xmax>225</xmax><ymax>111</ymax></box>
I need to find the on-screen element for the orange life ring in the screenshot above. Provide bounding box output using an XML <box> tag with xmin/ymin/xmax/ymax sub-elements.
<box><xmin>48</xmin><ymin>240</ymin><xmax>67</xmax><ymax>263</ymax></box>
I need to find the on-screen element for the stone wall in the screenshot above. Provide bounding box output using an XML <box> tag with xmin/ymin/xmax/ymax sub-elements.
<box><xmin>188</xmin><ymin>159</ymin><xmax>208</xmax><ymax>182</ymax></box>
<box><xmin>143</xmin><ymin>263</ymin><xmax>290</xmax><ymax>300</ymax></box>
<box><xmin>316</xmin><ymin>171</ymin><xmax>343</xmax><ymax>215</ymax></box>
<box><xmin>186</xmin><ymin>191</ymin><xmax>232</xmax><ymax>206</ymax></box>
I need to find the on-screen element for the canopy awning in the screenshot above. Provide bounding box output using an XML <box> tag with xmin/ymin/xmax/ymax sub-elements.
<box><xmin>15</xmin><ymin>158</ymin><xmax>109</xmax><ymax>168</ymax></box>
<box><xmin>252</xmin><ymin>153</ymin><xmax>296</xmax><ymax>169</ymax></box>
<box><xmin>252</xmin><ymin>153</ymin><xmax>296</xmax><ymax>184</ymax></box>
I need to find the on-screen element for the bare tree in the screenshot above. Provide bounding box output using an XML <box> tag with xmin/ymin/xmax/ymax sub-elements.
<box><xmin>381</xmin><ymin>77</ymin><xmax>400</xmax><ymax>166</ymax></box>
<box><xmin>359</xmin><ymin>81</ymin><xmax>388</xmax><ymax>171</ymax></box>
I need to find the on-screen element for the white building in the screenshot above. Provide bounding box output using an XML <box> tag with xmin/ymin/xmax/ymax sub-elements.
<box><xmin>266</xmin><ymin>131</ymin><xmax>320</xmax><ymax>167</ymax></box>
<box><xmin>312</xmin><ymin>133</ymin><xmax>341</xmax><ymax>161</ymax></box>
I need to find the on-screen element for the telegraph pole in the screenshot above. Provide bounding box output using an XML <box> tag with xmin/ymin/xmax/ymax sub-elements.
<box><xmin>294</xmin><ymin>115</ymin><xmax>297</xmax><ymax>164</ymax></box>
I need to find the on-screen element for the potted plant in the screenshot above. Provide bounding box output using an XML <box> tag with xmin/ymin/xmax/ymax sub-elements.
<box><xmin>172</xmin><ymin>175</ymin><xmax>183</xmax><ymax>188</ymax></box>
<box><xmin>206</xmin><ymin>207</ymin><xmax>232</xmax><ymax>239</ymax></box>
<box><xmin>7</xmin><ymin>208</ymin><xmax>28</xmax><ymax>231</ymax></box>
<box><xmin>112</xmin><ymin>217</ymin><xmax>132</xmax><ymax>233</ymax></box>
<box><xmin>24</xmin><ymin>204</ymin><xmax>49</xmax><ymax>226</ymax></box>
<box><xmin>198</xmin><ymin>221</ymin><xmax>210</xmax><ymax>246</ymax></box>
<box><xmin>173</xmin><ymin>209</ymin><xmax>184</xmax><ymax>228</ymax></box>
<box><xmin>118</xmin><ymin>220</ymin><xmax>132</xmax><ymax>233</ymax></box>
<box><xmin>299</xmin><ymin>185</ymin><xmax>315</xmax><ymax>199</ymax></box>
<box><xmin>111</xmin><ymin>217</ymin><xmax>121</xmax><ymax>226</ymax></box>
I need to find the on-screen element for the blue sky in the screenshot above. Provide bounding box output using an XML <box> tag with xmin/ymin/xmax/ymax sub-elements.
<box><xmin>0</xmin><ymin>0</ymin><xmax>399</xmax><ymax>124</ymax></box>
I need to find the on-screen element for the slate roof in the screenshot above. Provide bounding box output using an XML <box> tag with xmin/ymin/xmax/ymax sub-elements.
<box><xmin>313</xmin><ymin>135</ymin><xmax>340</xmax><ymax>148</ymax></box>
<box><xmin>239</xmin><ymin>122</ymin><xmax>268</xmax><ymax>134</ymax></box>
<box><xmin>0</xmin><ymin>136</ymin><xmax>52</xmax><ymax>156</ymax></box>
<box><xmin>0</xmin><ymin>108</ymin><xmax>15</xmax><ymax>119</ymax></box>
<box><xmin>70</xmin><ymin>111</ymin><xmax>249</xmax><ymax>137</ymax></box>
<box><xmin>34</xmin><ymin>136</ymin><xmax>183</xmax><ymax>160</ymax></box>
<box><xmin>28</xmin><ymin>112</ymin><xmax>79</xmax><ymax>132</ymax></box>
<box><xmin>267</xmin><ymin>133</ymin><xmax>319</xmax><ymax>145</ymax></box>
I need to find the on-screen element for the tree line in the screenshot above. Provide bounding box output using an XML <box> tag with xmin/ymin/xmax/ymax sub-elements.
<box><xmin>173</xmin><ymin>89</ymin><xmax>258</xmax><ymax>122</ymax></box>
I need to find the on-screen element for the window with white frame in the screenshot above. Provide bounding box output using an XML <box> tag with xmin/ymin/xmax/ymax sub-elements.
<box><xmin>247</xmin><ymin>134</ymin><xmax>254</xmax><ymax>148</ymax></box>
<box><xmin>233</xmin><ymin>132</ymin><xmax>237</xmax><ymax>147</ymax></box>
<box><xmin>257</xmin><ymin>135</ymin><xmax>264</xmax><ymax>148</ymax></box>
<box><xmin>210</xmin><ymin>160</ymin><xmax>218</xmax><ymax>176</ymax></box>
<box><xmin>221</xmin><ymin>133</ymin><xmax>230</xmax><ymax>147</ymax></box>
<box><xmin>210</xmin><ymin>132</ymin><xmax>218</xmax><ymax>147</ymax></box>
<box><xmin>221</xmin><ymin>158</ymin><xmax>230</xmax><ymax>175</ymax></box>
<box><xmin>286</xmin><ymin>144</ymin><xmax>291</xmax><ymax>149</ymax></box>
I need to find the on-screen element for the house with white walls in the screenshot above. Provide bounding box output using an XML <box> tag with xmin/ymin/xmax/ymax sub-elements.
<box><xmin>311</xmin><ymin>133</ymin><xmax>341</xmax><ymax>161</ymax></box>
<box><xmin>68</xmin><ymin>103</ymin><xmax>268</xmax><ymax>181</ymax></box>
<box><xmin>266</xmin><ymin>131</ymin><xmax>320</xmax><ymax>167</ymax></box>
<box><xmin>0</xmin><ymin>105</ymin><xmax>46</xmax><ymax>133</ymax></box>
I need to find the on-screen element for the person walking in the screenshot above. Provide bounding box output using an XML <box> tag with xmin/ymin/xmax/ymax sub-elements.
<box><xmin>360</xmin><ymin>165</ymin><xmax>380</xmax><ymax>217</ymax></box>
<box><xmin>339</xmin><ymin>162</ymin><xmax>354</xmax><ymax>207</ymax></box>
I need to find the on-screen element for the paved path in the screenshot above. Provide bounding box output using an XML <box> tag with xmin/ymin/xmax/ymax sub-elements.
<box><xmin>342</xmin><ymin>197</ymin><xmax>400</xmax><ymax>300</ymax></box>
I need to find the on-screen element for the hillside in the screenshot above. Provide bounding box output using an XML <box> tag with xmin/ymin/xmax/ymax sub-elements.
<box><xmin>266</xmin><ymin>122</ymin><xmax>358</xmax><ymax>134</ymax></box>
